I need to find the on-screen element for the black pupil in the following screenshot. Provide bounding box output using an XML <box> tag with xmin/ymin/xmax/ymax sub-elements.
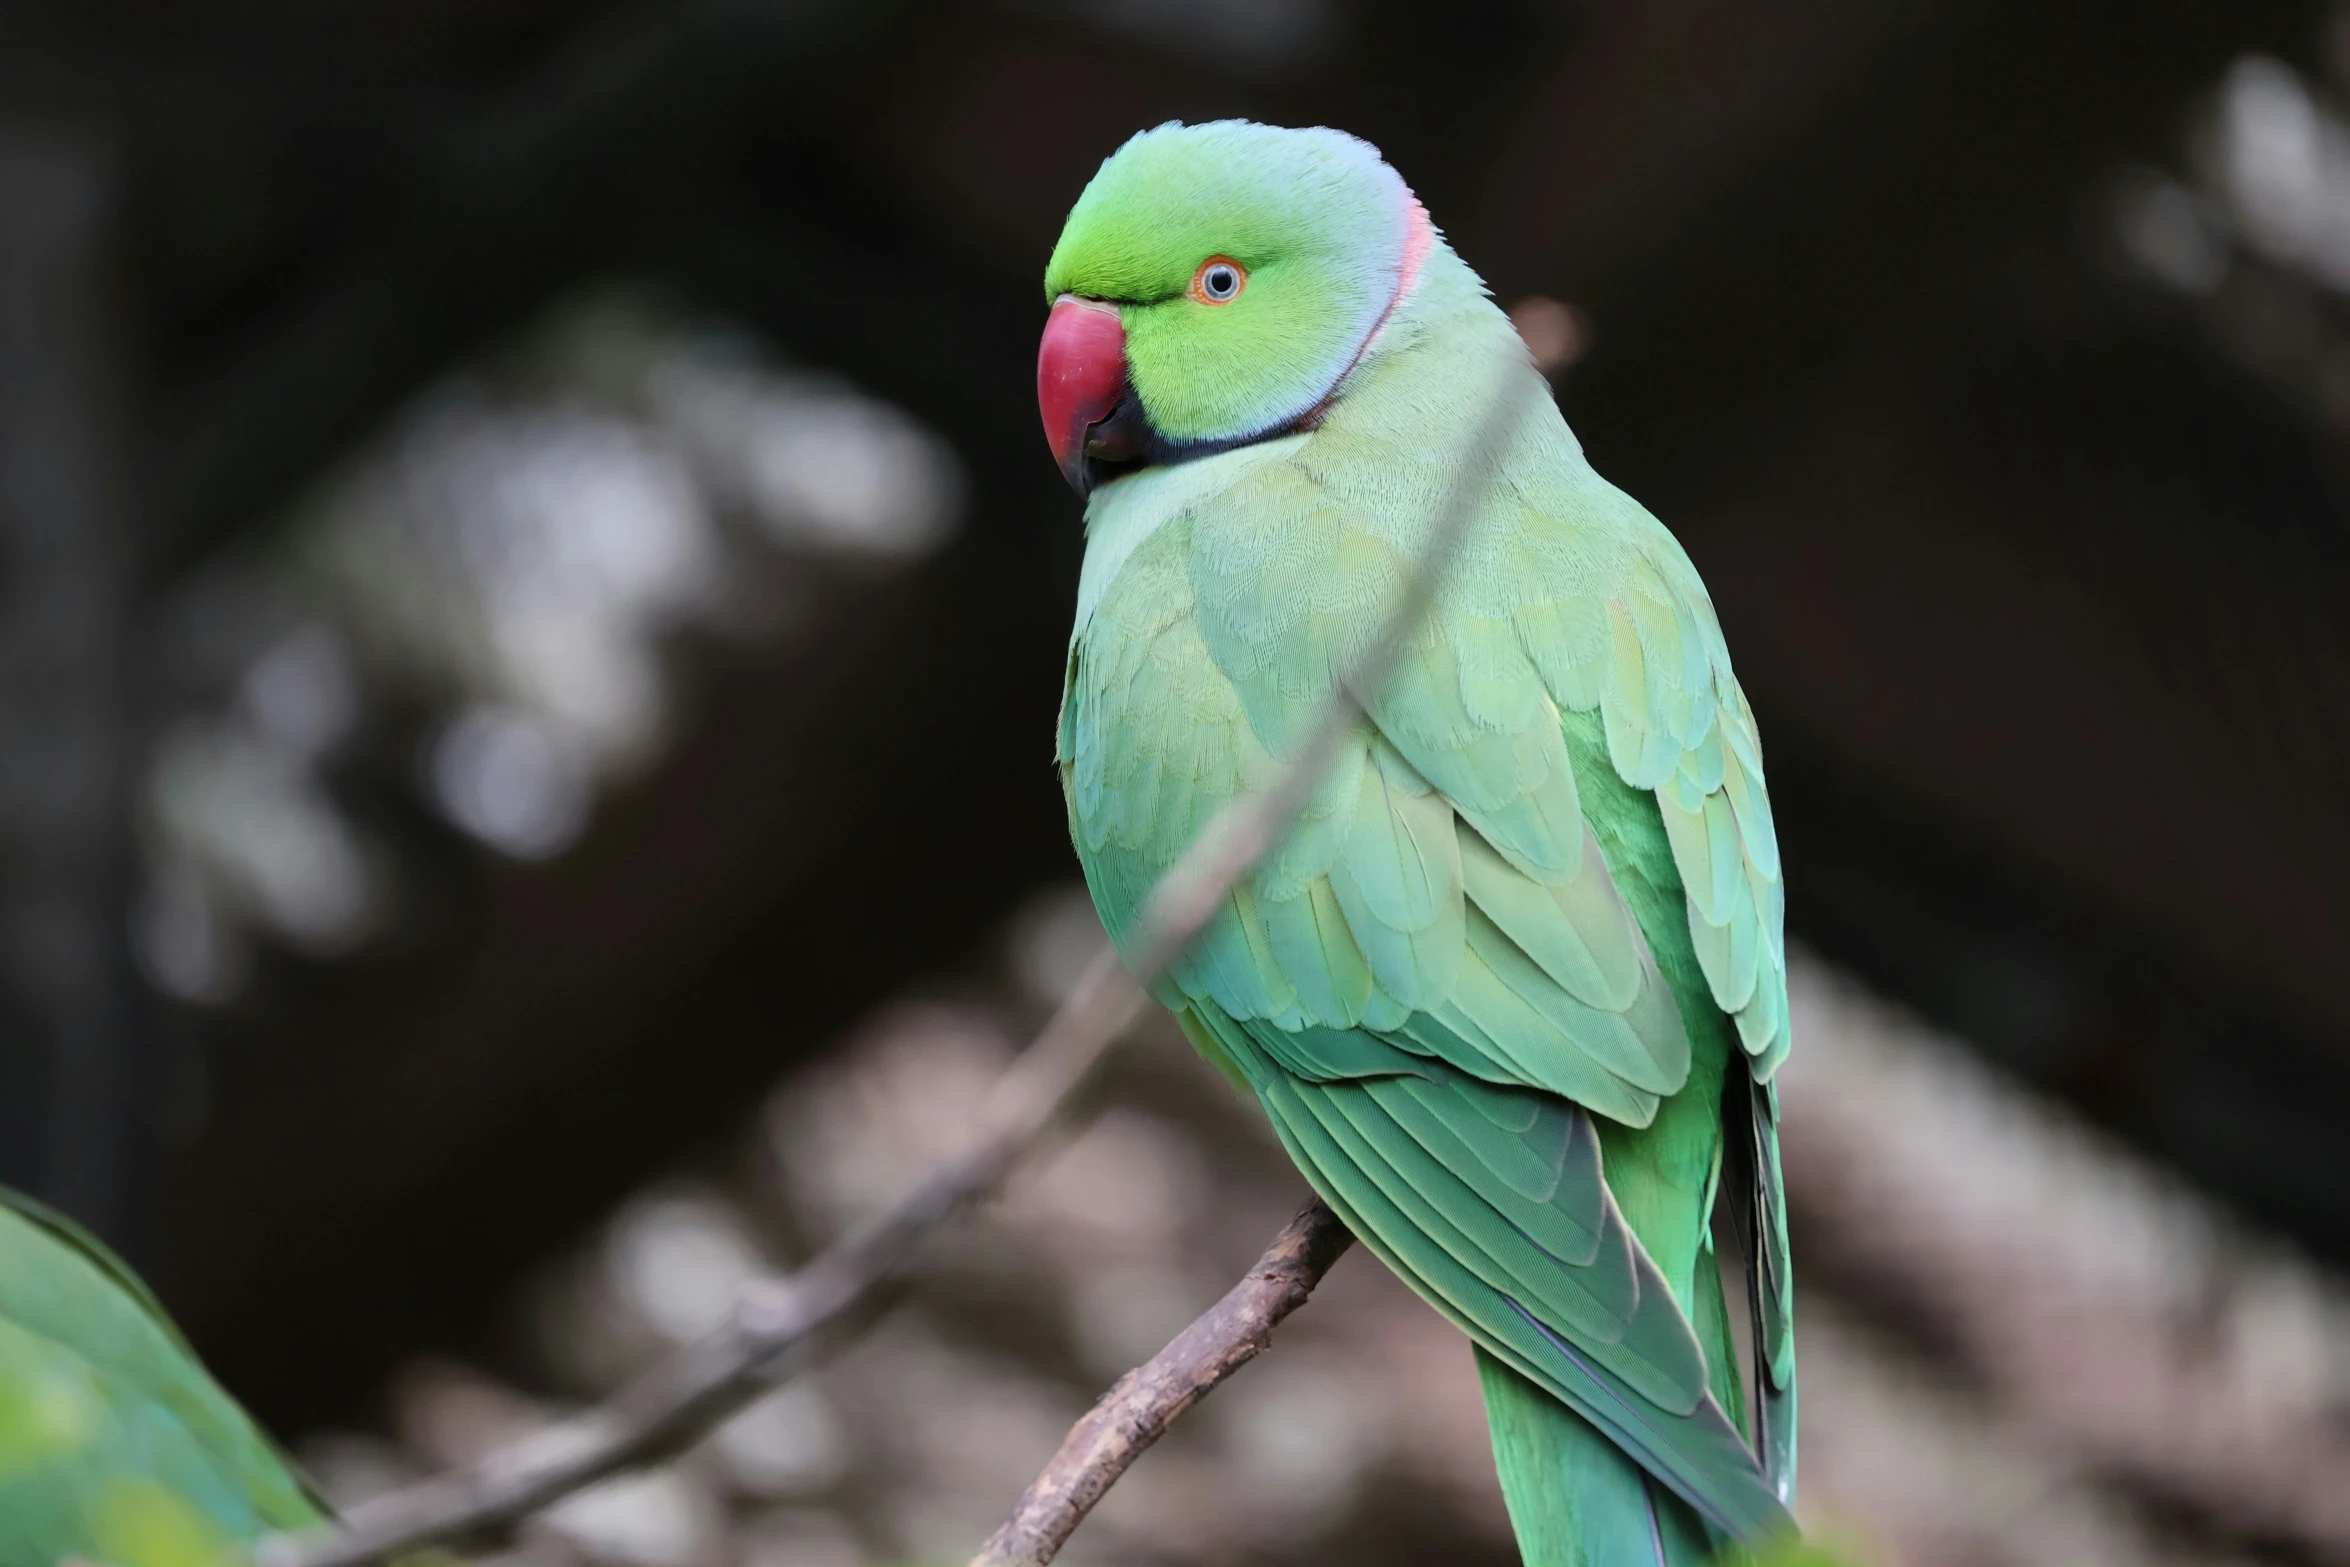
<box><xmin>1206</xmin><ymin>266</ymin><xmax>1235</xmax><ymax>298</ymax></box>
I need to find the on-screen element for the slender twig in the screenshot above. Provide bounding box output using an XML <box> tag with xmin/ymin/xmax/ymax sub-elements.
<box><xmin>262</xmin><ymin>365</ymin><xmax>1529</xmax><ymax>1567</ymax></box>
<box><xmin>265</xmin><ymin>944</ymin><xmax>1145</xmax><ymax>1567</ymax></box>
<box><xmin>969</xmin><ymin>1199</ymin><xmax>1356</xmax><ymax>1567</ymax></box>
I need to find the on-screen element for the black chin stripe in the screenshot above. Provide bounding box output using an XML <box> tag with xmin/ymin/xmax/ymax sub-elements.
<box><xmin>1084</xmin><ymin>390</ymin><xmax>1328</xmax><ymax>490</ymax></box>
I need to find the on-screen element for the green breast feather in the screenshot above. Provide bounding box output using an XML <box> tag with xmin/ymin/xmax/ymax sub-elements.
<box><xmin>0</xmin><ymin>1188</ymin><xmax>325</xmax><ymax>1567</ymax></box>
<box><xmin>1058</xmin><ymin>243</ymin><xmax>1796</xmax><ymax>1549</ymax></box>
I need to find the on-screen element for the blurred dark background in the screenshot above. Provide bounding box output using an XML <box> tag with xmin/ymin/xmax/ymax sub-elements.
<box><xmin>4</xmin><ymin>2</ymin><xmax>2350</xmax><ymax>1563</ymax></box>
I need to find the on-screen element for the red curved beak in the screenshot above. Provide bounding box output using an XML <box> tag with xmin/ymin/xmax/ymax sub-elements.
<box><xmin>1038</xmin><ymin>294</ymin><xmax>1132</xmax><ymax>494</ymax></box>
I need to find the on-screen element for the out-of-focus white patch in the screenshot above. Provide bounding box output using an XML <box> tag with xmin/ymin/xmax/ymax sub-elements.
<box><xmin>766</xmin><ymin>1006</ymin><xmax>1017</xmax><ymax>1237</ymax></box>
<box><xmin>2209</xmin><ymin>56</ymin><xmax>2350</xmax><ymax>292</ymax></box>
<box><xmin>603</xmin><ymin>1190</ymin><xmax>771</xmax><ymax>1346</ymax></box>
<box><xmin>2111</xmin><ymin>167</ymin><xmax>2231</xmax><ymax>295</ymax></box>
<box><xmin>652</xmin><ymin>347</ymin><xmax>960</xmax><ymax>560</ymax></box>
<box><xmin>367</xmin><ymin>396</ymin><xmax>716</xmax><ymax>762</ymax></box>
<box><xmin>239</xmin><ymin>622</ymin><xmax>359</xmax><ymax>758</ymax></box>
<box><xmin>541</xmin><ymin>1466</ymin><xmax>728</xmax><ymax>1567</ymax></box>
<box><xmin>294</xmin><ymin>1433</ymin><xmax>425</xmax><ymax>1512</ymax></box>
<box><xmin>146</xmin><ymin>719</ymin><xmax>376</xmax><ymax>954</ymax></box>
<box><xmin>709</xmin><ymin>1383</ymin><xmax>851</xmax><ymax>1498</ymax></box>
<box><xmin>1006</xmin><ymin>884</ymin><xmax>1112</xmax><ymax>1008</ymax></box>
<box><xmin>1210</xmin><ymin>1353</ymin><xmax>1387</xmax><ymax>1537</ymax></box>
<box><xmin>1063</xmin><ymin>1260</ymin><xmax>1217</xmax><ymax>1378</ymax></box>
<box><xmin>429</xmin><ymin>704</ymin><xmax>594</xmax><ymax>861</ymax></box>
<box><xmin>846</xmin><ymin>1315</ymin><xmax>1088</xmax><ymax>1555</ymax></box>
<box><xmin>386</xmin><ymin>1358</ymin><xmax>548</xmax><ymax>1470</ymax></box>
<box><xmin>1007</xmin><ymin>1107</ymin><xmax>1208</xmax><ymax>1255</ymax></box>
<box><xmin>131</xmin><ymin>856</ymin><xmax>250</xmax><ymax>1005</ymax></box>
<box><xmin>1780</xmin><ymin>949</ymin><xmax>2350</xmax><ymax>1549</ymax></box>
<box><xmin>137</xmin><ymin>290</ymin><xmax>963</xmax><ymax>1004</ymax></box>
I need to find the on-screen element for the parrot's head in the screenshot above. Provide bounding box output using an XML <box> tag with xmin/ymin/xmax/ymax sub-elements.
<box><xmin>1039</xmin><ymin>119</ymin><xmax>1434</xmax><ymax>494</ymax></box>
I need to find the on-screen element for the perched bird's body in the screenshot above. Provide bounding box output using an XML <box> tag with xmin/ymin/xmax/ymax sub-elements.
<box><xmin>1044</xmin><ymin>122</ymin><xmax>1795</xmax><ymax>1562</ymax></box>
<box><xmin>0</xmin><ymin>1189</ymin><xmax>324</xmax><ymax>1566</ymax></box>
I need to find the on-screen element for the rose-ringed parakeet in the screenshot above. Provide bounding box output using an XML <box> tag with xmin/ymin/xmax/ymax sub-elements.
<box><xmin>1042</xmin><ymin>121</ymin><xmax>1796</xmax><ymax>1563</ymax></box>
<box><xmin>0</xmin><ymin>1187</ymin><xmax>326</xmax><ymax>1566</ymax></box>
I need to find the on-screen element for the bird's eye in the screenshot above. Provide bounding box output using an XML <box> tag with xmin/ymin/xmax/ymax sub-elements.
<box><xmin>1191</xmin><ymin>256</ymin><xmax>1246</xmax><ymax>305</ymax></box>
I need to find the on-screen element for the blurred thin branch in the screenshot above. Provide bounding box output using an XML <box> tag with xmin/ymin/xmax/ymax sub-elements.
<box><xmin>969</xmin><ymin>1198</ymin><xmax>1356</xmax><ymax>1567</ymax></box>
<box><xmin>266</xmin><ymin>946</ymin><xmax>1138</xmax><ymax>1567</ymax></box>
<box><xmin>261</xmin><ymin>365</ymin><xmax>1529</xmax><ymax>1567</ymax></box>
<box><xmin>1779</xmin><ymin>967</ymin><xmax>2350</xmax><ymax>1557</ymax></box>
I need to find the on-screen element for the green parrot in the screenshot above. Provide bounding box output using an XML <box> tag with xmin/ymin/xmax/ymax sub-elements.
<box><xmin>1040</xmin><ymin>121</ymin><xmax>1796</xmax><ymax>1563</ymax></box>
<box><xmin>0</xmin><ymin>1187</ymin><xmax>326</xmax><ymax>1565</ymax></box>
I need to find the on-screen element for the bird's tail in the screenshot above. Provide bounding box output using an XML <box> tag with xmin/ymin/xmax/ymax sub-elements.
<box><xmin>1477</xmin><ymin>1347</ymin><xmax>1719</xmax><ymax>1567</ymax></box>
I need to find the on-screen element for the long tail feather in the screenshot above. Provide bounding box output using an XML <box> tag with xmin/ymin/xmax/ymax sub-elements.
<box><xmin>1478</xmin><ymin>1347</ymin><xmax>1718</xmax><ymax>1567</ymax></box>
<box><xmin>1733</xmin><ymin>1077</ymin><xmax>1798</xmax><ymax>1501</ymax></box>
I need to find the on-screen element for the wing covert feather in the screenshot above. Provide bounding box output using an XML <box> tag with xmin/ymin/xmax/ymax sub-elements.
<box><xmin>1198</xmin><ymin>1010</ymin><xmax>1791</xmax><ymax>1541</ymax></box>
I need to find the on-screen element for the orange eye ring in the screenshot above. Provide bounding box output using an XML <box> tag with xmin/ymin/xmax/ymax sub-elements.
<box><xmin>1189</xmin><ymin>256</ymin><xmax>1247</xmax><ymax>305</ymax></box>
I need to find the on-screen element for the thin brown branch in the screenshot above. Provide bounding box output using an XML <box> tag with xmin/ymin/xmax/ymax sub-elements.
<box><xmin>970</xmin><ymin>1199</ymin><xmax>1356</xmax><ymax>1567</ymax></box>
<box><xmin>263</xmin><ymin>942</ymin><xmax>1145</xmax><ymax>1567</ymax></box>
<box><xmin>261</xmin><ymin>365</ymin><xmax>1530</xmax><ymax>1567</ymax></box>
